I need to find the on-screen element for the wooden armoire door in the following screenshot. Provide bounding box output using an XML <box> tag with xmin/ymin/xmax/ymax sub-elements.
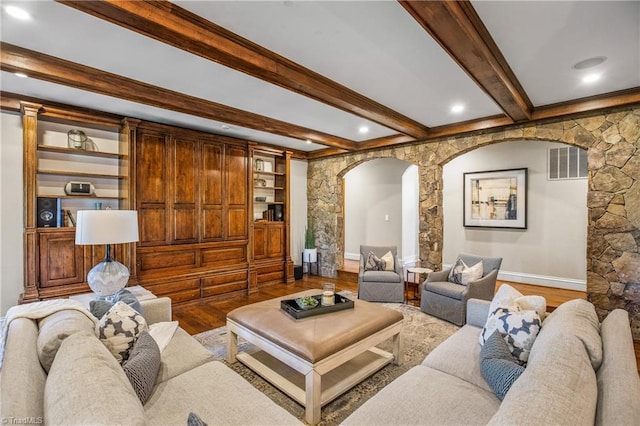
<box><xmin>136</xmin><ymin>131</ymin><xmax>168</xmax><ymax>246</ymax></box>
<box><xmin>170</xmin><ymin>137</ymin><xmax>199</xmax><ymax>244</ymax></box>
<box><xmin>200</xmin><ymin>141</ymin><xmax>223</xmax><ymax>241</ymax></box>
<box><xmin>226</xmin><ymin>145</ymin><xmax>248</xmax><ymax>240</ymax></box>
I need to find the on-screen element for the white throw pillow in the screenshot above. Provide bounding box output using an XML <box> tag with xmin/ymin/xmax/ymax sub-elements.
<box><xmin>96</xmin><ymin>301</ymin><xmax>148</xmax><ymax>363</ymax></box>
<box><xmin>381</xmin><ymin>251</ymin><xmax>395</xmax><ymax>271</ymax></box>
<box><xmin>448</xmin><ymin>258</ymin><xmax>483</xmax><ymax>285</ymax></box>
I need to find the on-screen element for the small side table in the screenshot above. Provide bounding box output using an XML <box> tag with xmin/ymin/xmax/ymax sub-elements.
<box><xmin>69</xmin><ymin>285</ymin><xmax>156</xmax><ymax>309</ymax></box>
<box><xmin>405</xmin><ymin>267</ymin><xmax>433</xmax><ymax>303</ymax></box>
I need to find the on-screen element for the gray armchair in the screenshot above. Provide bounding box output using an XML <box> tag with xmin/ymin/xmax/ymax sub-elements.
<box><xmin>358</xmin><ymin>245</ymin><xmax>404</xmax><ymax>303</ymax></box>
<box><xmin>421</xmin><ymin>253</ymin><xmax>502</xmax><ymax>325</ymax></box>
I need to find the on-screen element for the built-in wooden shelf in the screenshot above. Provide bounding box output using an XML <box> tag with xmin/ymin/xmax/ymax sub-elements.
<box><xmin>37</xmin><ymin>169</ymin><xmax>125</xmax><ymax>180</ymax></box>
<box><xmin>37</xmin><ymin>194</ymin><xmax>126</xmax><ymax>200</ymax></box>
<box><xmin>37</xmin><ymin>145</ymin><xmax>125</xmax><ymax>159</ymax></box>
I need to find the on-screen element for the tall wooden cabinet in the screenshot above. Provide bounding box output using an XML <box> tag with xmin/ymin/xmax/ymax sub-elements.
<box><xmin>131</xmin><ymin>122</ymin><xmax>250</xmax><ymax>303</ymax></box>
<box><xmin>19</xmin><ymin>99</ymin><xmax>293</xmax><ymax>305</ymax></box>
<box><xmin>20</xmin><ymin>102</ymin><xmax>131</xmax><ymax>302</ymax></box>
<box><xmin>250</xmin><ymin>147</ymin><xmax>294</xmax><ymax>288</ymax></box>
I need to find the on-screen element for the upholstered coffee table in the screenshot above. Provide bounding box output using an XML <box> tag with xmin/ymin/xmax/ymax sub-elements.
<box><xmin>227</xmin><ymin>290</ymin><xmax>403</xmax><ymax>425</ymax></box>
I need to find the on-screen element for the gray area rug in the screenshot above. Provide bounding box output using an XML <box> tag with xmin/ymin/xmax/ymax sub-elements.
<box><xmin>193</xmin><ymin>293</ymin><xmax>459</xmax><ymax>425</ymax></box>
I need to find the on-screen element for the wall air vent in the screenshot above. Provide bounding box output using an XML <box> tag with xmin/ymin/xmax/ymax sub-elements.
<box><xmin>548</xmin><ymin>146</ymin><xmax>587</xmax><ymax>180</ymax></box>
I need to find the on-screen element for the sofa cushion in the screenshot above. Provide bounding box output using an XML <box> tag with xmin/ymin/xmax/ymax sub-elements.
<box><xmin>37</xmin><ymin>309</ymin><xmax>95</xmax><ymax>372</ymax></box>
<box><xmin>156</xmin><ymin>327</ymin><xmax>215</xmax><ymax>383</ymax></box>
<box><xmin>480</xmin><ymin>331</ymin><xmax>524</xmax><ymax>400</ymax></box>
<box><xmin>89</xmin><ymin>288</ymin><xmax>144</xmax><ymax>319</ymax></box>
<box><xmin>535</xmin><ymin>298</ymin><xmax>602</xmax><ymax>370</ymax></box>
<box><xmin>381</xmin><ymin>250</ymin><xmax>395</xmax><ymax>271</ymax></box>
<box><xmin>448</xmin><ymin>258</ymin><xmax>483</xmax><ymax>285</ymax></box>
<box><xmin>96</xmin><ymin>301</ymin><xmax>148</xmax><ymax>363</ymax></box>
<box><xmin>343</xmin><ymin>365</ymin><xmax>500</xmax><ymax>425</ymax></box>
<box><xmin>596</xmin><ymin>309</ymin><xmax>640</xmax><ymax>425</ymax></box>
<box><xmin>480</xmin><ymin>307</ymin><xmax>541</xmax><ymax>364</ymax></box>
<box><xmin>488</xmin><ymin>333</ymin><xmax>597</xmax><ymax>425</ymax></box>
<box><xmin>44</xmin><ymin>331</ymin><xmax>146</xmax><ymax>425</ymax></box>
<box><xmin>122</xmin><ymin>331</ymin><xmax>161</xmax><ymax>405</ymax></box>
<box><xmin>145</xmin><ymin>361</ymin><xmax>301</xmax><ymax>425</ymax></box>
<box><xmin>422</xmin><ymin>325</ymin><xmax>493</xmax><ymax>393</ymax></box>
<box><xmin>361</xmin><ymin>270</ymin><xmax>401</xmax><ymax>283</ymax></box>
<box><xmin>2</xmin><ymin>318</ymin><xmax>46</xmax><ymax>422</ymax></box>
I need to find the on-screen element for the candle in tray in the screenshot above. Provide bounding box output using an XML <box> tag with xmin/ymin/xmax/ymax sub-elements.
<box><xmin>322</xmin><ymin>283</ymin><xmax>335</xmax><ymax>306</ymax></box>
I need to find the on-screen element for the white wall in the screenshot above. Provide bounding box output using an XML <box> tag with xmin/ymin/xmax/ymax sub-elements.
<box><xmin>1</xmin><ymin>111</ymin><xmax>24</xmax><ymax>315</ymax></box>
<box><xmin>290</xmin><ymin>159</ymin><xmax>307</xmax><ymax>265</ymax></box>
<box><xmin>402</xmin><ymin>165</ymin><xmax>419</xmax><ymax>265</ymax></box>
<box><xmin>344</xmin><ymin>158</ymin><xmax>409</xmax><ymax>260</ymax></box>
<box><xmin>443</xmin><ymin>140</ymin><xmax>587</xmax><ymax>290</ymax></box>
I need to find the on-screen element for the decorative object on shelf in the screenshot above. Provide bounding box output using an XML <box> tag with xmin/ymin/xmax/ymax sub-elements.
<box><xmin>303</xmin><ymin>225</ymin><xmax>317</xmax><ymax>263</ymax></box>
<box><xmin>64</xmin><ymin>181</ymin><xmax>95</xmax><ymax>196</ymax></box>
<box><xmin>263</xmin><ymin>161</ymin><xmax>273</xmax><ymax>172</ymax></box>
<box><xmin>255</xmin><ymin>196</ymin><xmax>266</xmax><ymax>202</ymax></box>
<box><xmin>268</xmin><ymin>204</ymin><xmax>283</xmax><ymax>221</ymax></box>
<box><xmin>254</xmin><ymin>178</ymin><xmax>267</xmax><ymax>187</ymax></box>
<box><xmin>254</xmin><ymin>158</ymin><xmax>264</xmax><ymax>171</ymax></box>
<box><xmin>75</xmin><ymin>210</ymin><xmax>139</xmax><ymax>299</ymax></box>
<box><xmin>67</xmin><ymin>129</ymin><xmax>88</xmax><ymax>149</ymax></box>
<box><xmin>463</xmin><ymin>168</ymin><xmax>528</xmax><ymax>229</ymax></box>
<box><xmin>322</xmin><ymin>282</ymin><xmax>335</xmax><ymax>306</ymax></box>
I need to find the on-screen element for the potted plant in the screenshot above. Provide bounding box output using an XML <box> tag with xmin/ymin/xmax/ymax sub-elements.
<box><xmin>303</xmin><ymin>226</ymin><xmax>317</xmax><ymax>263</ymax></box>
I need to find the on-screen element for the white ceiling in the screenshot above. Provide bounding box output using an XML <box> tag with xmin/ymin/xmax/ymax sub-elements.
<box><xmin>1</xmin><ymin>0</ymin><xmax>639</xmax><ymax>153</ymax></box>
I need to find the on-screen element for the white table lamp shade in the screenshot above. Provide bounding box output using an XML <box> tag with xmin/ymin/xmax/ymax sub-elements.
<box><xmin>75</xmin><ymin>210</ymin><xmax>139</xmax><ymax>298</ymax></box>
<box><xmin>75</xmin><ymin>210</ymin><xmax>139</xmax><ymax>245</ymax></box>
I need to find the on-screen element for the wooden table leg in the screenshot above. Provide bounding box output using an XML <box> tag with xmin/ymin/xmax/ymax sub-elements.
<box><xmin>392</xmin><ymin>331</ymin><xmax>403</xmax><ymax>366</ymax></box>
<box><xmin>227</xmin><ymin>328</ymin><xmax>238</xmax><ymax>364</ymax></box>
<box><xmin>305</xmin><ymin>369</ymin><xmax>322</xmax><ymax>425</ymax></box>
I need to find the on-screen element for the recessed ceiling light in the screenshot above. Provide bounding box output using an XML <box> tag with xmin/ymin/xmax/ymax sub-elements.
<box><xmin>358</xmin><ymin>126</ymin><xmax>369</xmax><ymax>134</ymax></box>
<box><xmin>14</xmin><ymin>72</ymin><xmax>28</xmax><ymax>78</ymax></box>
<box><xmin>573</xmin><ymin>56</ymin><xmax>607</xmax><ymax>70</ymax></box>
<box><xmin>4</xmin><ymin>5</ymin><xmax>31</xmax><ymax>21</ymax></box>
<box><xmin>582</xmin><ymin>73</ymin><xmax>601</xmax><ymax>84</ymax></box>
<box><xmin>451</xmin><ymin>104</ymin><xmax>464</xmax><ymax>113</ymax></box>
<box><xmin>306</xmin><ymin>139</ymin><xmax>312</xmax><ymax>144</ymax></box>
<box><xmin>220</xmin><ymin>124</ymin><xmax>230</xmax><ymax>130</ymax></box>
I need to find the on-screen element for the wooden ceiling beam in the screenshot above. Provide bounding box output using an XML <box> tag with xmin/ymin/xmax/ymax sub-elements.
<box><xmin>0</xmin><ymin>42</ymin><xmax>356</xmax><ymax>151</ymax></box>
<box><xmin>58</xmin><ymin>0</ymin><xmax>430</xmax><ymax>139</ymax></box>
<box><xmin>400</xmin><ymin>0</ymin><xmax>533</xmax><ymax>122</ymax></box>
<box><xmin>532</xmin><ymin>87</ymin><xmax>640</xmax><ymax>121</ymax></box>
<box><xmin>356</xmin><ymin>134</ymin><xmax>416</xmax><ymax>151</ymax></box>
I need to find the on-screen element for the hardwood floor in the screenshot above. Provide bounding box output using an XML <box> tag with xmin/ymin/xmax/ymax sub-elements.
<box><xmin>172</xmin><ymin>275</ymin><xmax>358</xmax><ymax>335</ymax></box>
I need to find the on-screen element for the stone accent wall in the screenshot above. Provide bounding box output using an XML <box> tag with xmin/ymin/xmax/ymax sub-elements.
<box><xmin>307</xmin><ymin>107</ymin><xmax>640</xmax><ymax>338</ymax></box>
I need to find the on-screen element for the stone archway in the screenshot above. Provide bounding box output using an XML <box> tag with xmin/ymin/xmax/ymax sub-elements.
<box><xmin>308</xmin><ymin>107</ymin><xmax>640</xmax><ymax>338</ymax></box>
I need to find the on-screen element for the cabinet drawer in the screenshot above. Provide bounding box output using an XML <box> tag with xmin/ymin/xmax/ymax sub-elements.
<box><xmin>138</xmin><ymin>250</ymin><xmax>197</xmax><ymax>272</ymax></box>
<box><xmin>202</xmin><ymin>271</ymin><xmax>248</xmax><ymax>297</ymax></box>
<box><xmin>201</xmin><ymin>246</ymin><xmax>247</xmax><ymax>268</ymax></box>
<box><xmin>144</xmin><ymin>278</ymin><xmax>200</xmax><ymax>302</ymax></box>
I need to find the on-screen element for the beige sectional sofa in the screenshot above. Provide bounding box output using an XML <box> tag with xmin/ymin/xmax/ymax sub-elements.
<box><xmin>343</xmin><ymin>298</ymin><xmax>640</xmax><ymax>425</ymax></box>
<box><xmin>0</xmin><ymin>297</ymin><xmax>301</xmax><ymax>425</ymax></box>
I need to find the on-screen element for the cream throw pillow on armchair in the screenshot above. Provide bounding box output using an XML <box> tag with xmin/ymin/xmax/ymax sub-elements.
<box><xmin>381</xmin><ymin>251</ymin><xmax>395</xmax><ymax>271</ymax></box>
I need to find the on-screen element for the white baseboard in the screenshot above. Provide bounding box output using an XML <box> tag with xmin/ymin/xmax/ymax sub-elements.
<box><xmin>344</xmin><ymin>252</ymin><xmax>360</xmax><ymax>261</ymax></box>
<box><xmin>443</xmin><ymin>264</ymin><xmax>586</xmax><ymax>292</ymax></box>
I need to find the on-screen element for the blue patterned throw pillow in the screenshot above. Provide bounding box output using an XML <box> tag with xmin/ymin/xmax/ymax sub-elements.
<box><xmin>480</xmin><ymin>330</ymin><xmax>525</xmax><ymax>400</ymax></box>
<box><xmin>480</xmin><ymin>307</ymin><xmax>541</xmax><ymax>364</ymax></box>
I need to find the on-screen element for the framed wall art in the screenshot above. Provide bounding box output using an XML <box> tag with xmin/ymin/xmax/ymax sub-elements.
<box><xmin>463</xmin><ymin>168</ymin><xmax>527</xmax><ymax>229</ymax></box>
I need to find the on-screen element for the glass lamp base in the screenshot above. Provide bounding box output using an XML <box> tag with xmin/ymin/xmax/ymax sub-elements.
<box><xmin>87</xmin><ymin>259</ymin><xmax>130</xmax><ymax>298</ymax></box>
